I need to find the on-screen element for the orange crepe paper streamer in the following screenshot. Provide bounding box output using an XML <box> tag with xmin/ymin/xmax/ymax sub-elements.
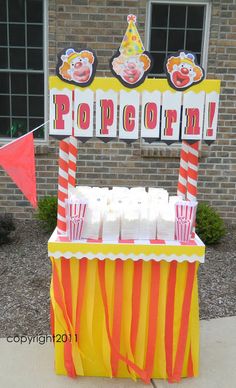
<box><xmin>98</xmin><ymin>260</ymin><xmax>150</xmax><ymax>384</ymax></box>
<box><xmin>75</xmin><ymin>258</ymin><xmax>88</xmax><ymax>341</ymax></box>
<box><xmin>171</xmin><ymin>262</ymin><xmax>196</xmax><ymax>382</ymax></box>
<box><xmin>165</xmin><ymin>260</ymin><xmax>177</xmax><ymax>381</ymax></box>
<box><xmin>64</xmin><ymin>340</ymin><xmax>76</xmax><ymax>377</ymax></box>
<box><xmin>187</xmin><ymin>346</ymin><xmax>194</xmax><ymax>377</ymax></box>
<box><xmin>52</xmin><ymin>260</ymin><xmax>76</xmax><ymax>377</ymax></box>
<box><xmin>145</xmin><ymin>261</ymin><xmax>161</xmax><ymax>379</ymax></box>
<box><xmin>111</xmin><ymin>259</ymin><xmax>124</xmax><ymax>377</ymax></box>
<box><xmin>61</xmin><ymin>258</ymin><xmax>73</xmax><ymax>322</ymax></box>
<box><xmin>131</xmin><ymin>259</ymin><xmax>143</xmax><ymax>355</ymax></box>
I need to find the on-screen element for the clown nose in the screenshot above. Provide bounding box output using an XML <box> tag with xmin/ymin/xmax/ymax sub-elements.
<box><xmin>128</xmin><ymin>62</ymin><xmax>136</xmax><ymax>68</ymax></box>
<box><xmin>181</xmin><ymin>67</ymin><xmax>189</xmax><ymax>75</ymax></box>
<box><xmin>75</xmin><ymin>62</ymin><xmax>82</xmax><ymax>68</ymax></box>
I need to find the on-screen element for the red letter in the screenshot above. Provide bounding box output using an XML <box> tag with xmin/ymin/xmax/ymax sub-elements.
<box><xmin>53</xmin><ymin>94</ymin><xmax>70</xmax><ymax>130</ymax></box>
<box><xmin>123</xmin><ymin>105</ymin><xmax>135</xmax><ymax>132</ymax></box>
<box><xmin>100</xmin><ymin>99</ymin><xmax>114</xmax><ymax>135</ymax></box>
<box><xmin>77</xmin><ymin>103</ymin><xmax>90</xmax><ymax>130</ymax></box>
<box><xmin>144</xmin><ymin>102</ymin><xmax>157</xmax><ymax>129</ymax></box>
<box><xmin>185</xmin><ymin>108</ymin><xmax>200</xmax><ymax>135</ymax></box>
<box><xmin>164</xmin><ymin>109</ymin><xmax>177</xmax><ymax>136</ymax></box>
<box><xmin>207</xmin><ymin>102</ymin><xmax>216</xmax><ymax>137</ymax></box>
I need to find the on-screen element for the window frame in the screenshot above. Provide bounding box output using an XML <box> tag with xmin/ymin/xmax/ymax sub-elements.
<box><xmin>0</xmin><ymin>0</ymin><xmax>48</xmax><ymax>144</ymax></box>
<box><xmin>145</xmin><ymin>0</ymin><xmax>211</xmax><ymax>75</ymax></box>
<box><xmin>142</xmin><ymin>0</ymin><xmax>211</xmax><ymax>152</ymax></box>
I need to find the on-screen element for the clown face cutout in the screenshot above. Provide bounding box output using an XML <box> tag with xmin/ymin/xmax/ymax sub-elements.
<box><xmin>165</xmin><ymin>51</ymin><xmax>205</xmax><ymax>91</ymax></box>
<box><xmin>109</xmin><ymin>14</ymin><xmax>153</xmax><ymax>88</ymax></box>
<box><xmin>110</xmin><ymin>52</ymin><xmax>152</xmax><ymax>88</ymax></box>
<box><xmin>56</xmin><ymin>48</ymin><xmax>97</xmax><ymax>87</ymax></box>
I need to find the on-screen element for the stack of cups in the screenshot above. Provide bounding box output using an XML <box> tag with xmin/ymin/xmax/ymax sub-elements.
<box><xmin>66</xmin><ymin>198</ymin><xmax>87</xmax><ymax>241</ymax></box>
<box><xmin>175</xmin><ymin>201</ymin><xmax>198</xmax><ymax>242</ymax></box>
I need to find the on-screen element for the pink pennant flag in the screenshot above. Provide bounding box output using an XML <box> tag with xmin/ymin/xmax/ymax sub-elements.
<box><xmin>0</xmin><ymin>132</ymin><xmax>37</xmax><ymax>207</ymax></box>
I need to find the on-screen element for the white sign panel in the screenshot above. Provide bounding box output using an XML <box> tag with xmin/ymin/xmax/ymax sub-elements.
<box><xmin>203</xmin><ymin>92</ymin><xmax>219</xmax><ymax>142</ymax></box>
<box><xmin>96</xmin><ymin>90</ymin><xmax>118</xmax><ymax>138</ymax></box>
<box><xmin>49</xmin><ymin>88</ymin><xmax>72</xmax><ymax>137</ymax></box>
<box><xmin>141</xmin><ymin>91</ymin><xmax>161</xmax><ymax>139</ymax></box>
<box><xmin>119</xmin><ymin>90</ymin><xmax>140</xmax><ymax>140</ymax></box>
<box><xmin>49</xmin><ymin>87</ymin><xmax>219</xmax><ymax>142</ymax></box>
<box><xmin>74</xmin><ymin>89</ymin><xmax>94</xmax><ymax>138</ymax></box>
<box><xmin>181</xmin><ymin>91</ymin><xmax>205</xmax><ymax>141</ymax></box>
<box><xmin>161</xmin><ymin>90</ymin><xmax>182</xmax><ymax>142</ymax></box>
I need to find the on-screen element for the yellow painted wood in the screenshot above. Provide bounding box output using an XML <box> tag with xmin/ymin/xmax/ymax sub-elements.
<box><xmin>49</xmin><ymin>76</ymin><xmax>220</xmax><ymax>94</ymax></box>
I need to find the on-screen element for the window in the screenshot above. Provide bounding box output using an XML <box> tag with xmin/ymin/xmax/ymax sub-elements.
<box><xmin>147</xmin><ymin>1</ymin><xmax>211</xmax><ymax>76</ymax></box>
<box><xmin>0</xmin><ymin>0</ymin><xmax>46</xmax><ymax>140</ymax></box>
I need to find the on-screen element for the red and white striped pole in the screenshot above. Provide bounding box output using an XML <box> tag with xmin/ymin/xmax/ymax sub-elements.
<box><xmin>186</xmin><ymin>141</ymin><xmax>199</xmax><ymax>202</ymax></box>
<box><xmin>68</xmin><ymin>90</ymin><xmax>78</xmax><ymax>193</ymax></box>
<box><xmin>186</xmin><ymin>141</ymin><xmax>200</xmax><ymax>237</ymax></box>
<box><xmin>68</xmin><ymin>136</ymin><xmax>78</xmax><ymax>193</ymax></box>
<box><xmin>57</xmin><ymin>138</ymin><xmax>70</xmax><ymax>234</ymax></box>
<box><xmin>177</xmin><ymin>141</ymin><xmax>189</xmax><ymax>199</ymax></box>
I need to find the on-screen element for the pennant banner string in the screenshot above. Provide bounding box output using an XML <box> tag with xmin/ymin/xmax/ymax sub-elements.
<box><xmin>0</xmin><ymin>120</ymin><xmax>49</xmax><ymax>151</ymax></box>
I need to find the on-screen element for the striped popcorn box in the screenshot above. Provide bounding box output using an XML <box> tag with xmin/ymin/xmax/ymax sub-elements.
<box><xmin>175</xmin><ymin>201</ymin><xmax>198</xmax><ymax>242</ymax></box>
<box><xmin>66</xmin><ymin>199</ymin><xmax>87</xmax><ymax>241</ymax></box>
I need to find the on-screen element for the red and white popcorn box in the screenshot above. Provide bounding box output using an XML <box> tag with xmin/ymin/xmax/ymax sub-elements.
<box><xmin>66</xmin><ymin>199</ymin><xmax>87</xmax><ymax>241</ymax></box>
<box><xmin>175</xmin><ymin>201</ymin><xmax>198</xmax><ymax>242</ymax></box>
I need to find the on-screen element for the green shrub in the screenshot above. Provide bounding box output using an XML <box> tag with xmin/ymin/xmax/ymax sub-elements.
<box><xmin>196</xmin><ymin>203</ymin><xmax>226</xmax><ymax>245</ymax></box>
<box><xmin>36</xmin><ymin>196</ymin><xmax>57</xmax><ymax>232</ymax></box>
<box><xmin>0</xmin><ymin>214</ymin><xmax>15</xmax><ymax>245</ymax></box>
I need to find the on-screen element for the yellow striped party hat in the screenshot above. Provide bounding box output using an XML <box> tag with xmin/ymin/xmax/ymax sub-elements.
<box><xmin>120</xmin><ymin>14</ymin><xmax>145</xmax><ymax>57</ymax></box>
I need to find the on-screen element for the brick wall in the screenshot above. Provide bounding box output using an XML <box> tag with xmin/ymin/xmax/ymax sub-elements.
<box><xmin>0</xmin><ymin>0</ymin><xmax>236</xmax><ymax>223</ymax></box>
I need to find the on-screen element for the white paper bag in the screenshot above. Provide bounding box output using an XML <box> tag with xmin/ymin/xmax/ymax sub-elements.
<box><xmin>148</xmin><ymin>187</ymin><xmax>169</xmax><ymax>202</ymax></box>
<box><xmin>102</xmin><ymin>206</ymin><xmax>120</xmax><ymax>241</ymax></box>
<box><xmin>139</xmin><ymin>204</ymin><xmax>157</xmax><ymax>239</ymax></box>
<box><xmin>121</xmin><ymin>205</ymin><xmax>140</xmax><ymax>240</ymax></box>
<box><xmin>81</xmin><ymin>206</ymin><xmax>102</xmax><ymax>239</ymax></box>
<box><xmin>157</xmin><ymin>203</ymin><xmax>175</xmax><ymax>240</ymax></box>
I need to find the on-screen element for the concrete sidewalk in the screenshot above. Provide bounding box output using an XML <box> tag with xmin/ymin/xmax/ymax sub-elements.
<box><xmin>0</xmin><ymin>316</ymin><xmax>235</xmax><ymax>388</ymax></box>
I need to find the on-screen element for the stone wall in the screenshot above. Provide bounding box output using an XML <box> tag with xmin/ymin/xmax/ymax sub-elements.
<box><xmin>0</xmin><ymin>0</ymin><xmax>236</xmax><ymax>223</ymax></box>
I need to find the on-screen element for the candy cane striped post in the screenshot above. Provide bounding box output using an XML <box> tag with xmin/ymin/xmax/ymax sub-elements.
<box><xmin>186</xmin><ymin>141</ymin><xmax>199</xmax><ymax>202</ymax></box>
<box><xmin>177</xmin><ymin>141</ymin><xmax>189</xmax><ymax>199</ymax></box>
<box><xmin>57</xmin><ymin>138</ymin><xmax>70</xmax><ymax>234</ymax></box>
<box><xmin>68</xmin><ymin>90</ymin><xmax>77</xmax><ymax>192</ymax></box>
<box><xmin>68</xmin><ymin>135</ymin><xmax>78</xmax><ymax>192</ymax></box>
<box><xmin>186</xmin><ymin>141</ymin><xmax>200</xmax><ymax>237</ymax></box>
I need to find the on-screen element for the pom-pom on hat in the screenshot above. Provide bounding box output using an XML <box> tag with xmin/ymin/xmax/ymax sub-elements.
<box><xmin>119</xmin><ymin>14</ymin><xmax>145</xmax><ymax>56</ymax></box>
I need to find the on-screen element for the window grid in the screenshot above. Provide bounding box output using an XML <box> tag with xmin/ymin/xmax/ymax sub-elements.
<box><xmin>0</xmin><ymin>0</ymin><xmax>44</xmax><ymax>140</ymax></box>
<box><xmin>148</xmin><ymin>2</ymin><xmax>206</xmax><ymax>76</ymax></box>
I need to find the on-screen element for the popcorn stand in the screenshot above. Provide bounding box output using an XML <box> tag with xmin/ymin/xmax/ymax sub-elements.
<box><xmin>48</xmin><ymin>16</ymin><xmax>220</xmax><ymax>384</ymax></box>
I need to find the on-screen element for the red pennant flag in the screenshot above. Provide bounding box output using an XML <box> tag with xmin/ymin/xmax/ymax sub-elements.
<box><xmin>0</xmin><ymin>132</ymin><xmax>37</xmax><ymax>208</ymax></box>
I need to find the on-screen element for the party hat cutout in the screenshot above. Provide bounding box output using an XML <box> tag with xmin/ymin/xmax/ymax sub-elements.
<box><xmin>120</xmin><ymin>14</ymin><xmax>144</xmax><ymax>57</ymax></box>
<box><xmin>110</xmin><ymin>14</ymin><xmax>153</xmax><ymax>88</ymax></box>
